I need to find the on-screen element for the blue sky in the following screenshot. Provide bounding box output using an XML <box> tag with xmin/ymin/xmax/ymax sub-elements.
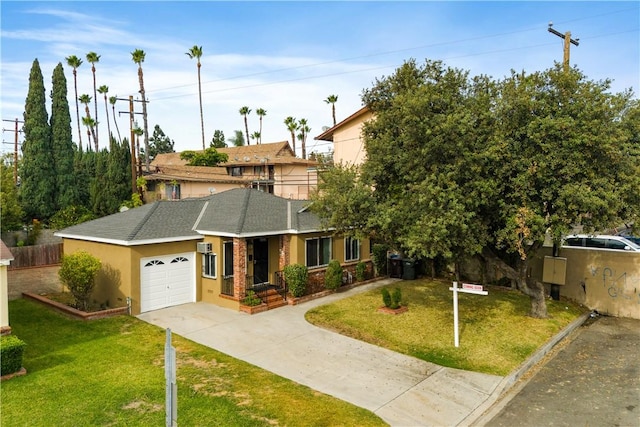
<box><xmin>1</xmin><ymin>1</ymin><xmax>638</xmax><ymax>155</ymax></box>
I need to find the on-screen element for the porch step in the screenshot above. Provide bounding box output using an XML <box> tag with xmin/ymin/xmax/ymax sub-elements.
<box><xmin>263</xmin><ymin>289</ymin><xmax>288</xmax><ymax>309</ymax></box>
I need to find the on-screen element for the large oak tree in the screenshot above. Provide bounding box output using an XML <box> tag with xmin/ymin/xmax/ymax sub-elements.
<box><xmin>312</xmin><ymin>59</ymin><xmax>638</xmax><ymax>318</ymax></box>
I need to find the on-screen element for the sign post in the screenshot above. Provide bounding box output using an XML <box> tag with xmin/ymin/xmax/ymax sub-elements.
<box><xmin>449</xmin><ymin>281</ymin><xmax>488</xmax><ymax>347</ymax></box>
<box><xmin>165</xmin><ymin>328</ymin><xmax>177</xmax><ymax>427</ymax></box>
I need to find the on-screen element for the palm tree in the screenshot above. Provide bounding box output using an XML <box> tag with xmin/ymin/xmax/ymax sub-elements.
<box><xmin>229</xmin><ymin>130</ymin><xmax>245</xmax><ymax>147</ymax></box>
<box><xmin>324</xmin><ymin>94</ymin><xmax>338</xmax><ymax>126</ymax></box>
<box><xmin>86</xmin><ymin>52</ymin><xmax>101</xmax><ymax>148</ymax></box>
<box><xmin>65</xmin><ymin>55</ymin><xmax>83</xmax><ymax>149</ymax></box>
<box><xmin>97</xmin><ymin>85</ymin><xmax>111</xmax><ymax>142</ymax></box>
<box><xmin>284</xmin><ymin>116</ymin><xmax>298</xmax><ymax>155</ymax></box>
<box><xmin>131</xmin><ymin>49</ymin><xmax>150</xmax><ymax>172</ymax></box>
<box><xmin>81</xmin><ymin>116</ymin><xmax>96</xmax><ymax>150</ymax></box>
<box><xmin>298</xmin><ymin>118</ymin><xmax>310</xmax><ymax>159</ymax></box>
<box><xmin>256</xmin><ymin>108</ymin><xmax>266</xmax><ymax>144</ymax></box>
<box><xmin>109</xmin><ymin>96</ymin><xmax>122</xmax><ymax>143</ymax></box>
<box><xmin>186</xmin><ymin>45</ymin><xmax>205</xmax><ymax>150</ymax></box>
<box><xmin>239</xmin><ymin>106</ymin><xmax>251</xmax><ymax>146</ymax></box>
<box><xmin>79</xmin><ymin>94</ymin><xmax>97</xmax><ymax>151</ymax></box>
<box><xmin>250</xmin><ymin>131</ymin><xmax>261</xmax><ymax>145</ymax></box>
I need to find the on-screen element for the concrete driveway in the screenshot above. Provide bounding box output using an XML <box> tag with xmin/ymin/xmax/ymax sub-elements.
<box><xmin>138</xmin><ymin>279</ymin><xmax>503</xmax><ymax>427</ymax></box>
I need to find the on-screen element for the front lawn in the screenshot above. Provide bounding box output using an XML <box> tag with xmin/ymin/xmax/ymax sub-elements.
<box><xmin>2</xmin><ymin>299</ymin><xmax>385</xmax><ymax>427</ymax></box>
<box><xmin>306</xmin><ymin>279</ymin><xmax>588</xmax><ymax>376</ymax></box>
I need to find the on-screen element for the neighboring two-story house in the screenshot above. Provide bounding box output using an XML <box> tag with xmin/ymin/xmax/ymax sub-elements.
<box><xmin>146</xmin><ymin>141</ymin><xmax>319</xmax><ymax>200</ymax></box>
<box><xmin>314</xmin><ymin>107</ymin><xmax>373</xmax><ymax>166</ymax></box>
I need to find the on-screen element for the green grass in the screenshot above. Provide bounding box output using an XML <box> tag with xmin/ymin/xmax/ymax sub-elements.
<box><xmin>306</xmin><ymin>279</ymin><xmax>588</xmax><ymax>376</ymax></box>
<box><xmin>2</xmin><ymin>299</ymin><xmax>386</xmax><ymax>427</ymax></box>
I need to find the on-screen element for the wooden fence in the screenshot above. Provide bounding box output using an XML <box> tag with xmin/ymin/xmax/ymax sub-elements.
<box><xmin>7</xmin><ymin>243</ymin><xmax>63</xmax><ymax>269</ymax></box>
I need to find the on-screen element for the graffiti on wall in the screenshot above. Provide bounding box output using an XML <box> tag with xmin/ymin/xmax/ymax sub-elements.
<box><xmin>588</xmin><ymin>265</ymin><xmax>640</xmax><ymax>303</ymax></box>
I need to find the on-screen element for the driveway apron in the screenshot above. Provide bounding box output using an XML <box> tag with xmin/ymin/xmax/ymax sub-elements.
<box><xmin>138</xmin><ymin>279</ymin><xmax>503</xmax><ymax>426</ymax></box>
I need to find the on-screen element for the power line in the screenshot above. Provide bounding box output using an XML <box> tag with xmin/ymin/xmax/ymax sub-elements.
<box><xmin>146</xmin><ymin>6</ymin><xmax>638</xmax><ymax>96</ymax></box>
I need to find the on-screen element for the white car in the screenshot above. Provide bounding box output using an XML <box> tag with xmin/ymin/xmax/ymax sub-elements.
<box><xmin>563</xmin><ymin>234</ymin><xmax>640</xmax><ymax>252</ymax></box>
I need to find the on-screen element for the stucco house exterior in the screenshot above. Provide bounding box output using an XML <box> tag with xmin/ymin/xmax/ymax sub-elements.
<box><xmin>1</xmin><ymin>241</ymin><xmax>14</xmax><ymax>335</ymax></box>
<box><xmin>315</xmin><ymin>107</ymin><xmax>374</xmax><ymax>166</ymax></box>
<box><xmin>55</xmin><ymin>188</ymin><xmax>371</xmax><ymax>315</ymax></box>
<box><xmin>146</xmin><ymin>141</ymin><xmax>319</xmax><ymax>201</ymax></box>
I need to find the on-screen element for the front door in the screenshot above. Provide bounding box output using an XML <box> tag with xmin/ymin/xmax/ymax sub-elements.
<box><xmin>253</xmin><ymin>238</ymin><xmax>269</xmax><ymax>284</ymax></box>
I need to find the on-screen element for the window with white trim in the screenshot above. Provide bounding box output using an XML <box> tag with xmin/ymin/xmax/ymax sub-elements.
<box><xmin>345</xmin><ymin>237</ymin><xmax>360</xmax><ymax>262</ymax></box>
<box><xmin>202</xmin><ymin>253</ymin><xmax>217</xmax><ymax>278</ymax></box>
<box><xmin>306</xmin><ymin>237</ymin><xmax>331</xmax><ymax>268</ymax></box>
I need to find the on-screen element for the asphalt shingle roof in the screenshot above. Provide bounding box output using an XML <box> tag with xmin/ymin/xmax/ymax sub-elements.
<box><xmin>56</xmin><ymin>188</ymin><xmax>324</xmax><ymax>245</ymax></box>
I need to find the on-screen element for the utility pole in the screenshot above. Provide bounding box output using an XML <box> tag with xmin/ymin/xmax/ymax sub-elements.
<box><xmin>117</xmin><ymin>96</ymin><xmax>145</xmax><ymax>195</ymax></box>
<box><xmin>2</xmin><ymin>118</ymin><xmax>24</xmax><ymax>184</ymax></box>
<box><xmin>548</xmin><ymin>22</ymin><xmax>579</xmax><ymax>72</ymax></box>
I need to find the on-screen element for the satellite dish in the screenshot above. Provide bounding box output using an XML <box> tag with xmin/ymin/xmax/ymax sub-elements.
<box><xmin>209</xmin><ymin>187</ymin><xmax>216</xmax><ymax>194</ymax></box>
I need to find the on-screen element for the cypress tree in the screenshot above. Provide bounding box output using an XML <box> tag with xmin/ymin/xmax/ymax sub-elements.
<box><xmin>21</xmin><ymin>58</ymin><xmax>56</xmax><ymax>220</ymax></box>
<box><xmin>90</xmin><ymin>149</ymin><xmax>110</xmax><ymax>216</ymax></box>
<box><xmin>106</xmin><ymin>136</ymin><xmax>132</xmax><ymax>212</ymax></box>
<box><xmin>50</xmin><ymin>62</ymin><xmax>78</xmax><ymax>210</ymax></box>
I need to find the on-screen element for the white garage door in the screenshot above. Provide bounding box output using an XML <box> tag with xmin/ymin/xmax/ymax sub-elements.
<box><xmin>140</xmin><ymin>253</ymin><xmax>195</xmax><ymax>313</ymax></box>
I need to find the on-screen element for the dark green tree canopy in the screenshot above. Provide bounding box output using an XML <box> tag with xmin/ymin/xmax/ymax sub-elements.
<box><xmin>312</xmin><ymin>59</ymin><xmax>639</xmax><ymax>318</ymax></box>
<box><xmin>0</xmin><ymin>156</ymin><xmax>23</xmax><ymax>232</ymax></box>
<box><xmin>142</xmin><ymin>124</ymin><xmax>175</xmax><ymax>161</ymax></box>
<box><xmin>50</xmin><ymin>62</ymin><xmax>78</xmax><ymax>210</ymax></box>
<box><xmin>21</xmin><ymin>58</ymin><xmax>56</xmax><ymax>220</ymax></box>
<box><xmin>210</xmin><ymin>130</ymin><xmax>226</xmax><ymax>148</ymax></box>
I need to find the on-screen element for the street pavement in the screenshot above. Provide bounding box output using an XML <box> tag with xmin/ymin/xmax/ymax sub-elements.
<box><xmin>478</xmin><ymin>315</ymin><xmax>640</xmax><ymax>427</ymax></box>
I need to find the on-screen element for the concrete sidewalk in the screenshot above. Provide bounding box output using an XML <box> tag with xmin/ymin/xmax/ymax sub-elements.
<box><xmin>139</xmin><ymin>279</ymin><xmax>507</xmax><ymax>426</ymax></box>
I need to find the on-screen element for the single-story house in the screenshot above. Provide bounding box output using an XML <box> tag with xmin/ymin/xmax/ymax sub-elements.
<box><xmin>55</xmin><ymin>188</ymin><xmax>372</xmax><ymax>315</ymax></box>
<box><xmin>146</xmin><ymin>141</ymin><xmax>319</xmax><ymax>201</ymax></box>
<box><xmin>1</xmin><ymin>241</ymin><xmax>14</xmax><ymax>335</ymax></box>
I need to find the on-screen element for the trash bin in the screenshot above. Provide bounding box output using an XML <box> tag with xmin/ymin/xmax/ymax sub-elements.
<box><xmin>388</xmin><ymin>256</ymin><xmax>403</xmax><ymax>278</ymax></box>
<box><xmin>402</xmin><ymin>258</ymin><xmax>416</xmax><ymax>280</ymax></box>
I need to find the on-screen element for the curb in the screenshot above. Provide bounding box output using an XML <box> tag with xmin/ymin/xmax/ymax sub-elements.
<box><xmin>462</xmin><ymin>311</ymin><xmax>591</xmax><ymax>426</ymax></box>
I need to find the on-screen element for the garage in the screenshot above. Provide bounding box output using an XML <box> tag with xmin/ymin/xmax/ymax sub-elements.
<box><xmin>140</xmin><ymin>253</ymin><xmax>195</xmax><ymax>313</ymax></box>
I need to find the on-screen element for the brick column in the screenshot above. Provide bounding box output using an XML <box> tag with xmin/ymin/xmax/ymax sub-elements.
<box><xmin>233</xmin><ymin>238</ymin><xmax>247</xmax><ymax>299</ymax></box>
<box><xmin>279</xmin><ymin>235</ymin><xmax>291</xmax><ymax>270</ymax></box>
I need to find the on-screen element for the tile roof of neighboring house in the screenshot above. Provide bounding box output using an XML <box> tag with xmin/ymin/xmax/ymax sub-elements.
<box><xmin>148</xmin><ymin>141</ymin><xmax>318</xmax><ymax>182</ymax></box>
<box><xmin>0</xmin><ymin>241</ymin><xmax>14</xmax><ymax>265</ymax></box>
<box><xmin>55</xmin><ymin>189</ymin><xmax>322</xmax><ymax>245</ymax></box>
<box><xmin>314</xmin><ymin>106</ymin><xmax>371</xmax><ymax>142</ymax></box>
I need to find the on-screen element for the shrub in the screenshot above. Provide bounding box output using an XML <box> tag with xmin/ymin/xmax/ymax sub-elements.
<box><xmin>324</xmin><ymin>260</ymin><xmax>343</xmax><ymax>290</ymax></box>
<box><xmin>58</xmin><ymin>251</ymin><xmax>102</xmax><ymax>311</ymax></box>
<box><xmin>25</xmin><ymin>219</ymin><xmax>42</xmax><ymax>246</ymax></box>
<box><xmin>381</xmin><ymin>288</ymin><xmax>392</xmax><ymax>308</ymax></box>
<box><xmin>390</xmin><ymin>287</ymin><xmax>402</xmax><ymax>309</ymax></box>
<box><xmin>372</xmin><ymin>244</ymin><xmax>388</xmax><ymax>276</ymax></box>
<box><xmin>355</xmin><ymin>262</ymin><xmax>367</xmax><ymax>281</ymax></box>
<box><xmin>50</xmin><ymin>205</ymin><xmax>95</xmax><ymax>229</ymax></box>
<box><xmin>1</xmin><ymin>335</ymin><xmax>26</xmax><ymax>376</ymax></box>
<box><xmin>283</xmin><ymin>264</ymin><xmax>308</xmax><ymax>298</ymax></box>
<box><xmin>242</xmin><ymin>291</ymin><xmax>262</xmax><ymax>306</ymax></box>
